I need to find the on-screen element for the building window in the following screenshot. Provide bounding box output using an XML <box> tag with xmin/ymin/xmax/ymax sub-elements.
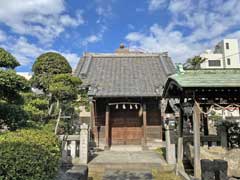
<box><xmin>208</xmin><ymin>60</ymin><xmax>221</xmax><ymax>67</ymax></box>
<box><xmin>226</xmin><ymin>42</ymin><xmax>229</xmax><ymax>49</ymax></box>
<box><xmin>227</xmin><ymin>58</ymin><xmax>231</xmax><ymax>65</ymax></box>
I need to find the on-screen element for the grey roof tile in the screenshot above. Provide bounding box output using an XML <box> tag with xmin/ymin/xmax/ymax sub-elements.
<box><xmin>74</xmin><ymin>53</ymin><xmax>176</xmax><ymax>97</ymax></box>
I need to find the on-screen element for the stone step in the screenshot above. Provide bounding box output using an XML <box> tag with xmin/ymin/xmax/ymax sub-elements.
<box><xmin>88</xmin><ymin>163</ymin><xmax>175</xmax><ymax>174</ymax></box>
<box><xmin>103</xmin><ymin>169</ymin><xmax>153</xmax><ymax>180</ymax></box>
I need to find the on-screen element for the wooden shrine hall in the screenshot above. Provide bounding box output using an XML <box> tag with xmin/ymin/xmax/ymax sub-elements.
<box><xmin>163</xmin><ymin>67</ymin><xmax>240</xmax><ymax>179</ymax></box>
<box><xmin>74</xmin><ymin>45</ymin><xmax>175</xmax><ymax>149</ymax></box>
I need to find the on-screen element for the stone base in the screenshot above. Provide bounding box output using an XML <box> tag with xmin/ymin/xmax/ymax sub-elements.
<box><xmin>66</xmin><ymin>165</ymin><xmax>88</xmax><ymax>180</ymax></box>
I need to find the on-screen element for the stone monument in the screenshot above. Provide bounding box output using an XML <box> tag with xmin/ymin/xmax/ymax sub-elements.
<box><xmin>80</xmin><ymin>123</ymin><xmax>89</xmax><ymax>164</ymax></box>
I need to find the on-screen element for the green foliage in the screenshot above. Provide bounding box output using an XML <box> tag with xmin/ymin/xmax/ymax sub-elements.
<box><xmin>78</xmin><ymin>91</ymin><xmax>90</xmax><ymax>112</ymax></box>
<box><xmin>152</xmin><ymin>169</ymin><xmax>181</xmax><ymax>180</ymax></box>
<box><xmin>31</xmin><ymin>52</ymin><xmax>72</xmax><ymax>92</ymax></box>
<box><xmin>154</xmin><ymin>147</ymin><xmax>166</xmax><ymax>158</ymax></box>
<box><xmin>49</xmin><ymin>73</ymin><xmax>82</xmax><ymax>102</ymax></box>
<box><xmin>48</xmin><ymin>74</ymin><xmax>81</xmax><ymax>134</ymax></box>
<box><xmin>30</xmin><ymin>52</ymin><xmax>82</xmax><ymax>134</ymax></box>
<box><xmin>0</xmin><ymin>102</ymin><xmax>28</xmax><ymax>131</ymax></box>
<box><xmin>209</xmin><ymin>111</ymin><xmax>222</xmax><ymax>121</ymax></box>
<box><xmin>184</xmin><ymin>56</ymin><xmax>206</xmax><ymax>70</ymax></box>
<box><xmin>0</xmin><ymin>128</ymin><xmax>61</xmax><ymax>180</ymax></box>
<box><xmin>23</xmin><ymin>93</ymin><xmax>49</xmax><ymax>121</ymax></box>
<box><xmin>0</xmin><ymin>48</ymin><xmax>20</xmax><ymax>69</ymax></box>
<box><xmin>0</xmin><ymin>48</ymin><xmax>30</xmax><ymax>130</ymax></box>
<box><xmin>0</xmin><ymin>69</ymin><xmax>30</xmax><ymax>103</ymax></box>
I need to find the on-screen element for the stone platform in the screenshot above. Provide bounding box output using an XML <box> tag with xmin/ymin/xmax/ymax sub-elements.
<box><xmin>88</xmin><ymin>150</ymin><xmax>174</xmax><ymax>179</ymax></box>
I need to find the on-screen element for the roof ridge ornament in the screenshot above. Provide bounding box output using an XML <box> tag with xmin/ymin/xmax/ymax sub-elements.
<box><xmin>176</xmin><ymin>63</ymin><xmax>185</xmax><ymax>74</ymax></box>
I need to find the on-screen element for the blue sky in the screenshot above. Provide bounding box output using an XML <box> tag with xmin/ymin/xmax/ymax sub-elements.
<box><xmin>0</xmin><ymin>0</ymin><xmax>240</xmax><ymax>72</ymax></box>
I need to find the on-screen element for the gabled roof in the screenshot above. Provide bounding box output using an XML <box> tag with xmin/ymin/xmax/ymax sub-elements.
<box><xmin>168</xmin><ymin>69</ymin><xmax>240</xmax><ymax>88</ymax></box>
<box><xmin>163</xmin><ymin>69</ymin><xmax>240</xmax><ymax>97</ymax></box>
<box><xmin>74</xmin><ymin>53</ymin><xmax>175</xmax><ymax>97</ymax></box>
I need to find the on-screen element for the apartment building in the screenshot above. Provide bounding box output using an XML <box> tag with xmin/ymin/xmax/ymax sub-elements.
<box><xmin>200</xmin><ymin>39</ymin><xmax>240</xmax><ymax>69</ymax></box>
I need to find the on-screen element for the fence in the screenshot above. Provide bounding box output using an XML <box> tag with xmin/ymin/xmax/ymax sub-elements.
<box><xmin>183</xmin><ymin>135</ymin><xmax>221</xmax><ymax>147</ymax></box>
<box><xmin>59</xmin><ymin>135</ymin><xmax>80</xmax><ymax>164</ymax></box>
<box><xmin>59</xmin><ymin>123</ymin><xmax>91</xmax><ymax>165</ymax></box>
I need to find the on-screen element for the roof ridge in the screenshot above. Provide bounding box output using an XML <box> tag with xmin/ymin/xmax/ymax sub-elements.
<box><xmin>84</xmin><ymin>53</ymin><xmax>164</xmax><ymax>57</ymax></box>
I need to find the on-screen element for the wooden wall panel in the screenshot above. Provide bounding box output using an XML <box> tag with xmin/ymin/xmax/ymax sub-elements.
<box><xmin>110</xmin><ymin>109</ymin><xmax>143</xmax><ymax>145</ymax></box>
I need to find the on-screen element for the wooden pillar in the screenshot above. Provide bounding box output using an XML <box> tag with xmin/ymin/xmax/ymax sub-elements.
<box><xmin>105</xmin><ymin>105</ymin><xmax>110</xmax><ymax>149</ymax></box>
<box><xmin>193</xmin><ymin>102</ymin><xmax>201</xmax><ymax>179</ymax></box>
<box><xmin>202</xmin><ymin>106</ymin><xmax>209</xmax><ymax>135</ymax></box>
<box><xmin>90</xmin><ymin>101</ymin><xmax>95</xmax><ymax>130</ymax></box>
<box><xmin>142</xmin><ymin>104</ymin><xmax>147</xmax><ymax>147</ymax></box>
<box><xmin>159</xmin><ymin>99</ymin><xmax>163</xmax><ymax>140</ymax></box>
<box><xmin>177</xmin><ymin>103</ymin><xmax>184</xmax><ymax>164</ymax></box>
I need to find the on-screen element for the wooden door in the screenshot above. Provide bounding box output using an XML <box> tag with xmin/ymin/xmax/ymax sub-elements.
<box><xmin>110</xmin><ymin>109</ymin><xmax>143</xmax><ymax>145</ymax></box>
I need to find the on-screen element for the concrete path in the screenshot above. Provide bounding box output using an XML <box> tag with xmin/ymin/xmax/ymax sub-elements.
<box><xmin>89</xmin><ymin>151</ymin><xmax>166</xmax><ymax>165</ymax></box>
<box><xmin>103</xmin><ymin>170</ymin><xmax>153</xmax><ymax>180</ymax></box>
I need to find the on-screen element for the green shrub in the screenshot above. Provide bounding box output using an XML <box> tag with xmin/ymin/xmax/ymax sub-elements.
<box><xmin>0</xmin><ymin>102</ymin><xmax>28</xmax><ymax>130</ymax></box>
<box><xmin>0</xmin><ymin>129</ymin><xmax>61</xmax><ymax>180</ymax></box>
<box><xmin>22</xmin><ymin>93</ymin><xmax>49</xmax><ymax>122</ymax></box>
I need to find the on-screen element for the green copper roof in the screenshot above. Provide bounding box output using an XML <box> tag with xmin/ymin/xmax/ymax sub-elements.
<box><xmin>169</xmin><ymin>69</ymin><xmax>240</xmax><ymax>88</ymax></box>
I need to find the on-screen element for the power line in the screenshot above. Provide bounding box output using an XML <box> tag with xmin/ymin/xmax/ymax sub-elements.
<box><xmin>201</xmin><ymin>51</ymin><xmax>240</xmax><ymax>61</ymax></box>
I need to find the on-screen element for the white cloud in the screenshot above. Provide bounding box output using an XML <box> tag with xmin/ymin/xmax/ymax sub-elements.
<box><xmin>148</xmin><ymin>0</ymin><xmax>166</xmax><ymax>11</ymax></box>
<box><xmin>226</xmin><ymin>31</ymin><xmax>240</xmax><ymax>39</ymax></box>
<box><xmin>61</xmin><ymin>52</ymin><xmax>80</xmax><ymax>69</ymax></box>
<box><xmin>126</xmin><ymin>32</ymin><xmax>143</xmax><ymax>41</ymax></box>
<box><xmin>129</xmin><ymin>0</ymin><xmax>240</xmax><ymax>63</ymax></box>
<box><xmin>0</xmin><ymin>0</ymin><xmax>84</xmax><ymax>43</ymax></box>
<box><xmin>60</xmin><ymin>12</ymin><xmax>84</xmax><ymax>27</ymax></box>
<box><xmin>82</xmin><ymin>34</ymin><xmax>103</xmax><ymax>46</ymax></box>
<box><xmin>167</xmin><ymin>0</ymin><xmax>240</xmax><ymax>42</ymax></box>
<box><xmin>9</xmin><ymin>37</ymin><xmax>44</xmax><ymax>65</ymax></box>
<box><xmin>82</xmin><ymin>25</ymin><xmax>107</xmax><ymax>46</ymax></box>
<box><xmin>0</xmin><ymin>30</ymin><xmax>6</xmax><ymax>42</ymax></box>
<box><xmin>126</xmin><ymin>24</ymin><xmax>203</xmax><ymax>62</ymax></box>
<box><xmin>84</xmin><ymin>35</ymin><xmax>101</xmax><ymax>44</ymax></box>
<box><xmin>0</xmin><ymin>36</ymin><xmax>79</xmax><ymax>68</ymax></box>
<box><xmin>95</xmin><ymin>0</ymin><xmax>113</xmax><ymax>18</ymax></box>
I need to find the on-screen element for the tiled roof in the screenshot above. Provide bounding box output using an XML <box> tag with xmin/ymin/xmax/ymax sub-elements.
<box><xmin>168</xmin><ymin>69</ymin><xmax>240</xmax><ymax>88</ymax></box>
<box><xmin>74</xmin><ymin>53</ymin><xmax>175</xmax><ymax>97</ymax></box>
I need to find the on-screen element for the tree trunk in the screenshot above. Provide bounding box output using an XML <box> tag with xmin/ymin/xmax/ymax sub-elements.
<box><xmin>48</xmin><ymin>103</ymin><xmax>54</xmax><ymax>115</ymax></box>
<box><xmin>55</xmin><ymin>107</ymin><xmax>62</xmax><ymax>135</ymax></box>
<box><xmin>56</xmin><ymin>100</ymin><xmax>60</xmax><ymax>111</ymax></box>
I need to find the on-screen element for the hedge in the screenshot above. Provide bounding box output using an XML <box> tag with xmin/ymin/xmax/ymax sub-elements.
<box><xmin>0</xmin><ymin>128</ymin><xmax>61</xmax><ymax>180</ymax></box>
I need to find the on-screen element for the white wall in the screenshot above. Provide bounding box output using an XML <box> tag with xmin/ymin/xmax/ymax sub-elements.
<box><xmin>214</xmin><ymin>108</ymin><xmax>240</xmax><ymax>117</ymax></box>
<box><xmin>222</xmin><ymin>39</ymin><xmax>240</xmax><ymax>68</ymax></box>
<box><xmin>200</xmin><ymin>39</ymin><xmax>240</xmax><ymax>69</ymax></box>
<box><xmin>200</xmin><ymin>52</ymin><xmax>223</xmax><ymax>69</ymax></box>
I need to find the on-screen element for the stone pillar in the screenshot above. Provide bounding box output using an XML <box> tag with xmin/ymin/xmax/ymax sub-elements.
<box><xmin>214</xmin><ymin>159</ymin><xmax>228</xmax><ymax>180</ymax></box>
<box><xmin>80</xmin><ymin>123</ymin><xmax>89</xmax><ymax>164</ymax></box>
<box><xmin>220</xmin><ymin>126</ymin><xmax>228</xmax><ymax>148</ymax></box>
<box><xmin>177</xmin><ymin>105</ymin><xmax>184</xmax><ymax>164</ymax></box>
<box><xmin>193</xmin><ymin>102</ymin><xmax>201</xmax><ymax>179</ymax></box>
<box><xmin>105</xmin><ymin>105</ymin><xmax>110</xmax><ymax>149</ymax></box>
<box><xmin>165</xmin><ymin>125</ymin><xmax>176</xmax><ymax>164</ymax></box>
<box><xmin>70</xmin><ymin>140</ymin><xmax>76</xmax><ymax>158</ymax></box>
<box><xmin>62</xmin><ymin>140</ymin><xmax>68</xmax><ymax>163</ymax></box>
<box><xmin>201</xmin><ymin>159</ymin><xmax>215</xmax><ymax>180</ymax></box>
